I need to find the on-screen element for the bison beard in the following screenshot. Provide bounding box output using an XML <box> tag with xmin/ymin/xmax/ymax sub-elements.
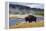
<box><xmin>25</xmin><ymin>15</ymin><xmax>36</xmax><ymax>23</ymax></box>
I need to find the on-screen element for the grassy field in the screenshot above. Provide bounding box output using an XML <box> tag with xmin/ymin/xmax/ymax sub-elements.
<box><xmin>9</xmin><ymin>21</ymin><xmax>44</xmax><ymax>29</ymax></box>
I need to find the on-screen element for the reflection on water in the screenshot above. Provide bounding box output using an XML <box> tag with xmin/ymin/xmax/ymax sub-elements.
<box><xmin>9</xmin><ymin>18</ymin><xmax>16</xmax><ymax>25</ymax></box>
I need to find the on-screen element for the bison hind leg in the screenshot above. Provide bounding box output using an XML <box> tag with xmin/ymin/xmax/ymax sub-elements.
<box><xmin>34</xmin><ymin>20</ymin><xmax>36</xmax><ymax>23</ymax></box>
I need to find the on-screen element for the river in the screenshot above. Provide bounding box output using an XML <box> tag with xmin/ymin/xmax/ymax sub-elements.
<box><xmin>9</xmin><ymin>16</ymin><xmax>44</xmax><ymax>25</ymax></box>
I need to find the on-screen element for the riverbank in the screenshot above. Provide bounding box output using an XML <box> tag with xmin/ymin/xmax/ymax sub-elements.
<box><xmin>9</xmin><ymin>21</ymin><xmax>44</xmax><ymax>29</ymax></box>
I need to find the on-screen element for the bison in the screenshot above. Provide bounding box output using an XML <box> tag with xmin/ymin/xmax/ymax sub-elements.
<box><xmin>25</xmin><ymin>15</ymin><xmax>36</xmax><ymax>23</ymax></box>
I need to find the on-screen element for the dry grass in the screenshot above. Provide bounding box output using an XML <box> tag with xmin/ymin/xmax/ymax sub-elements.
<box><xmin>9</xmin><ymin>21</ymin><xmax>44</xmax><ymax>29</ymax></box>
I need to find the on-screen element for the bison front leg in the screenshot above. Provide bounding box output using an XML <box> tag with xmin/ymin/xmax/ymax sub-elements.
<box><xmin>25</xmin><ymin>20</ymin><xmax>27</xmax><ymax>22</ymax></box>
<box><xmin>29</xmin><ymin>21</ymin><xmax>32</xmax><ymax>23</ymax></box>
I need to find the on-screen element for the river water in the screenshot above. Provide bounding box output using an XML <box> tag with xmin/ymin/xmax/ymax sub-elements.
<box><xmin>9</xmin><ymin>16</ymin><xmax>44</xmax><ymax>25</ymax></box>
